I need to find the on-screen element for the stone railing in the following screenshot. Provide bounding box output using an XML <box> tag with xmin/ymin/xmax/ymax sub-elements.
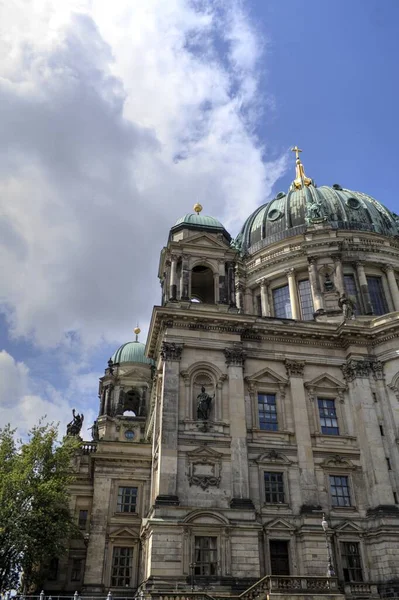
<box><xmin>238</xmin><ymin>575</ymin><xmax>339</xmax><ymax>600</ymax></box>
<box><xmin>81</xmin><ymin>442</ymin><xmax>97</xmax><ymax>454</ymax></box>
<box><xmin>344</xmin><ymin>582</ymin><xmax>379</xmax><ymax>597</ymax></box>
<box><xmin>159</xmin><ymin>595</ymin><xmax>217</xmax><ymax>600</ymax></box>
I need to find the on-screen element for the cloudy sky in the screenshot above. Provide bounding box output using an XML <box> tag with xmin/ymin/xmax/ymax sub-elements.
<box><xmin>1</xmin><ymin>0</ymin><xmax>398</xmax><ymax>437</ymax></box>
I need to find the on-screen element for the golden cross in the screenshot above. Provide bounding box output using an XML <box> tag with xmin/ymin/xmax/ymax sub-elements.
<box><xmin>291</xmin><ymin>146</ymin><xmax>302</xmax><ymax>160</ymax></box>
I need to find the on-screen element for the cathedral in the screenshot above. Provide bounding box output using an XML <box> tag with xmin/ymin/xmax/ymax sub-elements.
<box><xmin>49</xmin><ymin>150</ymin><xmax>399</xmax><ymax>599</ymax></box>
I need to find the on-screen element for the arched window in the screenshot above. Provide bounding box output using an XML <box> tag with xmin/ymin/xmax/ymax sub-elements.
<box><xmin>191</xmin><ymin>265</ymin><xmax>215</xmax><ymax>303</ymax></box>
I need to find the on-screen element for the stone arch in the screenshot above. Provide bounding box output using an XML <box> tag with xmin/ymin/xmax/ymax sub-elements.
<box><xmin>191</xmin><ymin>263</ymin><xmax>215</xmax><ymax>303</ymax></box>
<box><xmin>183</xmin><ymin>509</ymin><xmax>229</xmax><ymax>525</ymax></box>
<box><xmin>388</xmin><ymin>372</ymin><xmax>399</xmax><ymax>401</ymax></box>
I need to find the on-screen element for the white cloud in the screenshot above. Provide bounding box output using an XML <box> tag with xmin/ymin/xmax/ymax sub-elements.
<box><xmin>0</xmin><ymin>350</ymin><xmax>97</xmax><ymax>439</ymax></box>
<box><xmin>0</xmin><ymin>0</ymin><xmax>285</xmax><ymax>351</ymax></box>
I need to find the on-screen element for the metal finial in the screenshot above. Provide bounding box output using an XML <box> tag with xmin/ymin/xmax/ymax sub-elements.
<box><xmin>193</xmin><ymin>202</ymin><xmax>203</xmax><ymax>215</ymax></box>
<box><xmin>133</xmin><ymin>326</ymin><xmax>141</xmax><ymax>342</ymax></box>
<box><xmin>291</xmin><ymin>145</ymin><xmax>312</xmax><ymax>189</ymax></box>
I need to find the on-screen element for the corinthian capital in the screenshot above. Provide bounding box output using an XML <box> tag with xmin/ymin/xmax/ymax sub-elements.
<box><xmin>285</xmin><ymin>360</ymin><xmax>305</xmax><ymax>378</ymax></box>
<box><xmin>160</xmin><ymin>342</ymin><xmax>183</xmax><ymax>362</ymax></box>
<box><xmin>224</xmin><ymin>345</ymin><xmax>246</xmax><ymax>367</ymax></box>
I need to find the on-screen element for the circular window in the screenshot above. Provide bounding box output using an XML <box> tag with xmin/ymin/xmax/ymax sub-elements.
<box><xmin>268</xmin><ymin>208</ymin><xmax>283</xmax><ymax>222</ymax></box>
<box><xmin>125</xmin><ymin>430</ymin><xmax>135</xmax><ymax>440</ymax></box>
<box><xmin>346</xmin><ymin>197</ymin><xmax>361</xmax><ymax>210</ymax></box>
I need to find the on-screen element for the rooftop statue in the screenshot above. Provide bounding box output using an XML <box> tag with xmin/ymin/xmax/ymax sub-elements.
<box><xmin>66</xmin><ymin>408</ymin><xmax>84</xmax><ymax>437</ymax></box>
<box><xmin>338</xmin><ymin>293</ymin><xmax>356</xmax><ymax>320</ymax></box>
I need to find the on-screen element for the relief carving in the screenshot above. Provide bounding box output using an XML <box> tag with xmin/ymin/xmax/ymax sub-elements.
<box><xmin>341</xmin><ymin>359</ymin><xmax>372</xmax><ymax>382</ymax></box>
<box><xmin>187</xmin><ymin>446</ymin><xmax>222</xmax><ymax>490</ymax></box>
<box><xmin>160</xmin><ymin>341</ymin><xmax>183</xmax><ymax>362</ymax></box>
<box><xmin>224</xmin><ymin>345</ymin><xmax>246</xmax><ymax>367</ymax></box>
<box><xmin>285</xmin><ymin>359</ymin><xmax>305</xmax><ymax>378</ymax></box>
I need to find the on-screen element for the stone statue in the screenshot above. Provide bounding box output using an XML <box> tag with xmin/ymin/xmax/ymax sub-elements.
<box><xmin>338</xmin><ymin>293</ymin><xmax>356</xmax><ymax>320</ymax></box>
<box><xmin>196</xmin><ymin>386</ymin><xmax>214</xmax><ymax>421</ymax></box>
<box><xmin>66</xmin><ymin>408</ymin><xmax>84</xmax><ymax>436</ymax></box>
<box><xmin>88</xmin><ymin>420</ymin><xmax>99</xmax><ymax>441</ymax></box>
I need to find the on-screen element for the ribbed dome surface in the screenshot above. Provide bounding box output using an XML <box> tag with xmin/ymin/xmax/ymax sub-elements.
<box><xmin>233</xmin><ymin>184</ymin><xmax>399</xmax><ymax>255</ymax></box>
<box><xmin>111</xmin><ymin>341</ymin><xmax>154</xmax><ymax>365</ymax></box>
<box><xmin>174</xmin><ymin>214</ymin><xmax>224</xmax><ymax>229</ymax></box>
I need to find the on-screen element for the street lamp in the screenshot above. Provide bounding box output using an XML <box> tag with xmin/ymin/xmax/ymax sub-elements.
<box><xmin>321</xmin><ymin>514</ymin><xmax>335</xmax><ymax>577</ymax></box>
<box><xmin>189</xmin><ymin>562</ymin><xmax>196</xmax><ymax>592</ymax></box>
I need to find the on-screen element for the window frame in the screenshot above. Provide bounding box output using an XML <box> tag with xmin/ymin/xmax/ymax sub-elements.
<box><xmin>343</xmin><ymin>273</ymin><xmax>362</xmax><ymax>315</ymax></box>
<box><xmin>113</xmin><ymin>480</ymin><xmax>143</xmax><ymax>517</ymax></box>
<box><xmin>366</xmin><ymin>275</ymin><xmax>388</xmax><ymax>316</ymax></box>
<box><xmin>272</xmin><ymin>284</ymin><xmax>292</xmax><ymax>319</ymax></box>
<box><xmin>78</xmin><ymin>509</ymin><xmax>89</xmax><ymax>530</ymax></box>
<box><xmin>258</xmin><ymin>392</ymin><xmax>279</xmax><ymax>432</ymax></box>
<box><xmin>110</xmin><ymin>546</ymin><xmax>134</xmax><ymax>588</ymax></box>
<box><xmin>70</xmin><ymin>558</ymin><xmax>83</xmax><ymax>582</ymax></box>
<box><xmin>264</xmin><ymin>471</ymin><xmax>285</xmax><ymax>505</ymax></box>
<box><xmin>329</xmin><ymin>474</ymin><xmax>352</xmax><ymax>508</ymax></box>
<box><xmin>194</xmin><ymin>535</ymin><xmax>218</xmax><ymax>577</ymax></box>
<box><xmin>298</xmin><ymin>278</ymin><xmax>315</xmax><ymax>321</ymax></box>
<box><xmin>339</xmin><ymin>541</ymin><xmax>364</xmax><ymax>582</ymax></box>
<box><xmin>317</xmin><ymin>397</ymin><xmax>340</xmax><ymax>436</ymax></box>
<box><xmin>117</xmin><ymin>486</ymin><xmax>138</xmax><ymax>514</ymax></box>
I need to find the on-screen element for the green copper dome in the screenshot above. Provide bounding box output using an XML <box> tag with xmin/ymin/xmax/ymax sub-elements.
<box><xmin>111</xmin><ymin>341</ymin><xmax>154</xmax><ymax>365</ymax></box>
<box><xmin>174</xmin><ymin>213</ymin><xmax>224</xmax><ymax>229</ymax></box>
<box><xmin>233</xmin><ymin>184</ymin><xmax>399</xmax><ymax>255</ymax></box>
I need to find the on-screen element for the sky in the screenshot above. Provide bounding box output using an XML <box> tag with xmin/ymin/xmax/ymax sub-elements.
<box><xmin>1</xmin><ymin>0</ymin><xmax>398</xmax><ymax>438</ymax></box>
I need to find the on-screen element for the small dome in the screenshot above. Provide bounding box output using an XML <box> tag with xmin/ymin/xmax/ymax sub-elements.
<box><xmin>111</xmin><ymin>341</ymin><xmax>154</xmax><ymax>365</ymax></box>
<box><xmin>173</xmin><ymin>213</ymin><xmax>224</xmax><ymax>229</ymax></box>
<box><xmin>234</xmin><ymin>184</ymin><xmax>399</xmax><ymax>255</ymax></box>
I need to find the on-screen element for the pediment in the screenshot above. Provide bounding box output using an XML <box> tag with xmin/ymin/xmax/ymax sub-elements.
<box><xmin>118</xmin><ymin>368</ymin><xmax>151</xmax><ymax>382</ymax></box>
<box><xmin>181</xmin><ymin>232</ymin><xmax>230</xmax><ymax>250</ymax></box>
<box><xmin>264</xmin><ymin>518</ymin><xmax>295</xmax><ymax>532</ymax></box>
<box><xmin>320</xmin><ymin>455</ymin><xmax>356</xmax><ymax>470</ymax></box>
<box><xmin>335</xmin><ymin>521</ymin><xmax>363</xmax><ymax>533</ymax></box>
<box><xmin>184</xmin><ymin>509</ymin><xmax>229</xmax><ymax>525</ymax></box>
<box><xmin>256</xmin><ymin>450</ymin><xmax>291</xmax><ymax>465</ymax></box>
<box><xmin>304</xmin><ymin>373</ymin><xmax>347</xmax><ymax>391</ymax></box>
<box><xmin>245</xmin><ymin>367</ymin><xmax>288</xmax><ymax>387</ymax></box>
<box><xmin>109</xmin><ymin>527</ymin><xmax>140</xmax><ymax>539</ymax></box>
<box><xmin>186</xmin><ymin>445</ymin><xmax>222</xmax><ymax>459</ymax></box>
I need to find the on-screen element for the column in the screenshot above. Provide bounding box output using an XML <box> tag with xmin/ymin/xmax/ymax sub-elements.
<box><xmin>180</xmin><ymin>254</ymin><xmax>190</xmax><ymax>300</ymax></box>
<box><xmin>286</xmin><ymin>268</ymin><xmax>300</xmax><ymax>319</ymax></box>
<box><xmin>169</xmin><ymin>254</ymin><xmax>178</xmax><ymax>301</ymax></box>
<box><xmin>226</xmin><ymin>261</ymin><xmax>236</xmax><ymax>306</ymax></box>
<box><xmin>224</xmin><ymin>345</ymin><xmax>253</xmax><ymax>509</ymax></box>
<box><xmin>244</xmin><ymin>287</ymin><xmax>254</xmax><ymax>314</ymax></box>
<box><xmin>285</xmin><ymin>360</ymin><xmax>319</xmax><ymax>507</ymax></box>
<box><xmin>332</xmin><ymin>255</ymin><xmax>345</xmax><ymax>295</ymax></box>
<box><xmin>383</xmin><ymin>265</ymin><xmax>399</xmax><ymax>311</ymax></box>
<box><xmin>260</xmin><ymin>279</ymin><xmax>270</xmax><ymax>317</ymax></box>
<box><xmin>218</xmin><ymin>261</ymin><xmax>228</xmax><ymax>304</ymax></box>
<box><xmin>355</xmin><ymin>261</ymin><xmax>372</xmax><ymax>314</ymax></box>
<box><xmin>236</xmin><ymin>282</ymin><xmax>244</xmax><ymax>312</ymax></box>
<box><xmin>342</xmin><ymin>359</ymin><xmax>394</xmax><ymax>507</ymax></box>
<box><xmin>155</xmin><ymin>342</ymin><xmax>183</xmax><ymax>506</ymax></box>
<box><xmin>214</xmin><ymin>272</ymin><xmax>220</xmax><ymax>303</ymax></box>
<box><xmin>308</xmin><ymin>257</ymin><xmax>324</xmax><ymax>312</ymax></box>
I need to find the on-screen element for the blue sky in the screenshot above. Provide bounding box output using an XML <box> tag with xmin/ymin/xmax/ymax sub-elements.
<box><xmin>0</xmin><ymin>0</ymin><xmax>398</xmax><ymax>437</ymax></box>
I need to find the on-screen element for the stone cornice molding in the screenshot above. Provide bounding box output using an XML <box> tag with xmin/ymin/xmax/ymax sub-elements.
<box><xmin>160</xmin><ymin>341</ymin><xmax>183</xmax><ymax>362</ymax></box>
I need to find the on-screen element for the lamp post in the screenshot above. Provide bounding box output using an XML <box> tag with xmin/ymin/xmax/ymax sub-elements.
<box><xmin>189</xmin><ymin>562</ymin><xmax>196</xmax><ymax>592</ymax></box>
<box><xmin>321</xmin><ymin>514</ymin><xmax>335</xmax><ymax>577</ymax></box>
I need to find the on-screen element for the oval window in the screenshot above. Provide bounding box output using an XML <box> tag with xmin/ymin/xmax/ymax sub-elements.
<box><xmin>125</xmin><ymin>430</ymin><xmax>135</xmax><ymax>440</ymax></box>
<box><xmin>268</xmin><ymin>208</ymin><xmax>283</xmax><ymax>222</ymax></box>
<box><xmin>346</xmin><ymin>197</ymin><xmax>361</xmax><ymax>210</ymax></box>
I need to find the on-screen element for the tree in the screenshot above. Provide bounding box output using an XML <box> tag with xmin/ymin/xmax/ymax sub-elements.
<box><xmin>0</xmin><ymin>422</ymin><xmax>80</xmax><ymax>593</ymax></box>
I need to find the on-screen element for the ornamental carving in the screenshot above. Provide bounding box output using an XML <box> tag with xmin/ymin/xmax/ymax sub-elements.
<box><xmin>285</xmin><ymin>360</ymin><xmax>305</xmax><ymax>378</ymax></box>
<box><xmin>370</xmin><ymin>360</ymin><xmax>384</xmax><ymax>380</ymax></box>
<box><xmin>224</xmin><ymin>345</ymin><xmax>246</xmax><ymax>367</ymax></box>
<box><xmin>187</xmin><ymin>446</ymin><xmax>222</xmax><ymax>490</ymax></box>
<box><xmin>341</xmin><ymin>359</ymin><xmax>371</xmax><ymax>382</ymax></box>
<box><xmin>160</xmin><ymin>342</ymin><xmax>183</xmax><ymax>362</ymax></box>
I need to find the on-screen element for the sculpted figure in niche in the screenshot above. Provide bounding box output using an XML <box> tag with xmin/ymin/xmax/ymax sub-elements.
<box><xmin>339</xmin><ymin>293</ymin><xmax>356</xmax><ymax>320</ymax></box>
<box><xmin>196</xmin><ymin>386</ymin><xmax>214</xmax><ymax>421</ymax></box>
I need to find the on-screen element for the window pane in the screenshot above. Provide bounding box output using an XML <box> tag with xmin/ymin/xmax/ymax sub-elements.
<box><xmin>264</xmin><ymin>472</ymin><xmax>285</xmax><ymax>504</ymax></box>
<box><xmin>272</xmin><ymin>285</ymin><xmax>292</xmax><ymax>319</ymax></box>
<box><xmin>194</xmin><ymin>536</ymin><xmax>218</xmax><ymax>576</ymax></box>
<box><xmin>258</xmin><ymin>393</ymin><xmax>278</xmax><ymax>431</ymax></box>
<box><xmin>71</xmin><ymin>559</ymin><xmax>82</xmax><ymax>582</ymax></box>
<box><xmin>117</xmin><ymin>487</ymin><xmax>138</xmax><ymax>513</ymax></box>
<box><xmin>298</xmin><ymin>279</ymin><xmax>314</xmax><ymax>321</ymax></box>
<box><xmin>111</xmin><ymin>547</ymin><xmax>132</xmax><ymax>587</ymax></box>
<box><xmin>78</xmin><ymin>509</ymin><xmax>88</xmax><ymax>529</ymax></box>
<box><xmin>367</xmin><ymin>276</ymin><xmax>388</xmax><ymax>316</ymax></box>
<box><xmin>318</xmin><ymin>398</ymin><xmax>339</xmax><ymax>435</ymax></box>
<box><xmin>341</xmin><ymin>542</ymin><xmax>363</xmax><ymax>582</ymax></box>
<box><xmin>344</xmin><ymin>275</ymin><xmax>361</xmax><ymax>315</ymax></box>
<box><xmin>329</xmin><ymin>475</ymin><xmax>351</xmax><ymax>507</ymax></box>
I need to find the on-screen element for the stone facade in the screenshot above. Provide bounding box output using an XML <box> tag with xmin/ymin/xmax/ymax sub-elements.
<box><xmin>48</xmin><ymin>175</ymin><xmax>399</xmax><ymax>599</ymax></box>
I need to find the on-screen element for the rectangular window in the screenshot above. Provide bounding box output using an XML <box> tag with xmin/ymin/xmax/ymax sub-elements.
<box><xmin>194</xmin><ymin>536</ymin><xmax>217</xmax><ymax>576</ymax></box>
<box><xmin>367</xmin><ymin>276</ymin><xmax>388</xmax><ymax>315</ymax></box>
<box><xmin>269</xmin><ymin>540</ymin><xmax>290</xmax><ymax>575</ymax></box>
<box><xmin>318</xmin><ymin>398</ymin><xmax>339</xmax><ymax>435</ymax></box>
<box><xmin>256</xmin><ymin>294</ymin><xmax>262</xmax><ymax>316</ymax></box>
<box><xmin>330</xmin><ymin>475</ymin><xmax>351</xmax><ymax>507</ymax></box>
<box><xmin>71</xmin><ymin>559</ymin><xmax>82</xmax><ymax>582</ymax></box>
<box><xmin>117</xmin><ymin>487</ymin><xmax>138</xmax><ymax>513</ymax></box>
<box><xmin>111</xmin><ymin>547</ymin><xmax>132</xmax><ymax>587</ymax></box>
<box><xmin>341</xmin><ymin>542</ymin><xmax>363</xmax><ymax>582</ymax></box>
<box><xmin>386</xmin><ymin>457</ymin><xmax>392</xmax><ymax>470</ymax></box>
<box><xmin>344</xmin><ymin>275</ymin><xmax>360</xmax><ymax>315</ymax></box>
<box><xmin>298</xmin><ymin>279</ymin><xmax>314</xmax><ymax>321</ymax></box>
<box><xmin>272</xmin><ymin>285</ymin><xmax>292</xmax><ymax>319</ymax></box>
<box><xmin>264</xmin><ymin>472</ymin><xmax>285</xmax><ymax>504</ymax></box>
<box><xmin>258</xmin><ymin>393</ymin><xmax>278</xmax><ymax>431</ymax></box>
<box><xmin>78</xmin><ymin>509</ymin><xmax>88</xmax><ymax>529</ymax></box>
<box><xmin>47</xmin><ymin>558</ymin><xmax>59</xmax><ymax>581</ymax></box>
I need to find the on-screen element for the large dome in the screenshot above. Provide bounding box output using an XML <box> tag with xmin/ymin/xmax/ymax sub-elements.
<box><xmin>174</xmin><ymin>213</ymin><xmax>224</xmax><ymax>229</ymax></box>
<box><xmin>111</xmin><ymin>341</ymin><xmax>154</xmax><ymax>365</ymax></box>
<box><xmin>233</xmin><ymin>162</ymin><xmax>399</xmax><ymax>255</ymax></box>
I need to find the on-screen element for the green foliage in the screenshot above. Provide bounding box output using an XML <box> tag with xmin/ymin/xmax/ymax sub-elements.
<box><xmin>0</xmin><ymin>422</ymin><xmax>80</xmax><ymax>593</ymax></box>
